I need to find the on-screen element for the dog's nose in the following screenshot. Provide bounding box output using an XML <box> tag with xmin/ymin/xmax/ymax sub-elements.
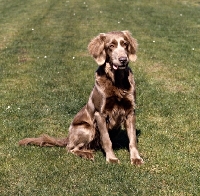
<box><xmin>119</xmin><ymin>57</ymin><xmax>128</xmax><ymax>64</ymax></box>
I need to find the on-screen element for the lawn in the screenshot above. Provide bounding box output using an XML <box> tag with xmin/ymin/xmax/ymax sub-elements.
<box><xmin>0</xmin><ymin>0</ymin><xmax>199</xmax><ymax>195</ymax></box>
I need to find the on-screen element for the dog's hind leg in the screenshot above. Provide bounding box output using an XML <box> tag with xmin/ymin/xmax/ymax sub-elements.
<box><xmin>66</xmin><ymin>126</ymin><xmax>95</xmax><ymax>161</ymax></box>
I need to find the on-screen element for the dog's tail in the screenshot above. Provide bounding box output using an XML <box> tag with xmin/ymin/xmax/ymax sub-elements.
<box><xmin>18</xmin><ymin>134</ymin><xmax>68</xmax><ymax>147</ymax></box>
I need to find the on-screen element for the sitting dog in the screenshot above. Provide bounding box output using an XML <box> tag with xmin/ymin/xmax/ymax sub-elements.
<box><xmin>19</xmin><ymin>31</ymin><xmax>144</xmax><ymax>165</ymax></box>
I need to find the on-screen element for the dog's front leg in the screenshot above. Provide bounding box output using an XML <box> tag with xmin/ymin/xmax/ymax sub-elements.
<box><xmin>125</xmin><ymin>114</ymin><xmax>144</xmax><ymax>165</ymax></box>
<box><xmin>95</xmin><ymin>112</ymin><xmax>119</xmax><ymax>163</ymax></box>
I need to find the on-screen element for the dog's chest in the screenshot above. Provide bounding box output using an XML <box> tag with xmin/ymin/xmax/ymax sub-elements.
<box><xmin>103</xmin><ymin>94</ymin><xmax>134</xmax><ymax>129</ymax></box>
<box><xmin>95</xmin><ymin>75</ymin><xmax>135</xmax><ymax>112</ymax></box>
<box><xmin>93</xmin><ymin>73</ymin><xmax>135</xmax><ymax>128</ymax></box>
<box><xmin>104</xmin><ymin>93</ymin><xmax>133</xmax><ymax>111</ymax></box>
<box><xmin>103</xmin><ymin>84</ymin><xmax>134</xmax><ymax>125</ymax></box>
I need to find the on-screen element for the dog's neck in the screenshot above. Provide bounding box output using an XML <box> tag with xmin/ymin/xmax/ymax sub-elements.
<box><xmin>104</xmin><ymin>63</ymin><xmax>131</xmax><ymax>90</ymax></box>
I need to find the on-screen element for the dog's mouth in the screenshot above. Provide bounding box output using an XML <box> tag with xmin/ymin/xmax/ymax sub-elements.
<box><xmin>112</xmin><ymin>64</ymin><xmax>126</xmax><ymax>70</ymax></box>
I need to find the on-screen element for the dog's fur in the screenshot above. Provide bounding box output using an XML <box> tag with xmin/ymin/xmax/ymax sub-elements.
<box><xmin>19</xmin><ymin>31</ymin><xmax>144</xmax><ymax>165</ymax></box>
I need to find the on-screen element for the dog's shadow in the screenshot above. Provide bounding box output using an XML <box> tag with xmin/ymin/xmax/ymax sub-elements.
<box><xmin>109</xmin><ymin>129</ymin><xmax>142</xmax><ymax>150</ymax></box>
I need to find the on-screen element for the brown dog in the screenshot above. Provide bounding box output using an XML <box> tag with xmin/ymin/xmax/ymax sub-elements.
<box><xmin>19</xmin><ymin>31</ymin><xmax>144</xmax><ymax>165</ymax></box>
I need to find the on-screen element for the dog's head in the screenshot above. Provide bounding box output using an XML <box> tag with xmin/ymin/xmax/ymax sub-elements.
<box><xmin>88</xmin><ymin>31</ymin><xmax>138</xmax><ymax>69</ymax></box>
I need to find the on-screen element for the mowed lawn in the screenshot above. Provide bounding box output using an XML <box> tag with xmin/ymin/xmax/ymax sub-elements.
<box><xmin>0</xmin><ymin>0</ymin><xmax>199</xmax><ymax>195</ymax></box>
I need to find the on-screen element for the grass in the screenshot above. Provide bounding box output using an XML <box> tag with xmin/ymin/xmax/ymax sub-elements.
<box><xmin>0</xmin><ymin>0</ymin><xmax>199</xmax><ymax>195</ymax></box>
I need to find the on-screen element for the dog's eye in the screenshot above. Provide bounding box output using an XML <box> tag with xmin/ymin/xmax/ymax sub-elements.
<box><xmin>109</xmin><ymin>44</ymin><xmax>115</xmax><ymax>49</ymax></box>
<box><xmin>123</xmin><ymin>42</ymin><xmax>128</xmax><ymax>48</ymax></box>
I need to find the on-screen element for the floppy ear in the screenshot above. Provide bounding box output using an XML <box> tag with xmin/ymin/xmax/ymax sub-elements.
<box><xmin>122</xmin><ymin>30</ymin><xmax>138</xmax><ymax>62</ymax></box>
<box><xmin>88</xmin><ymin>33</ymin><xmax>106</xmax><ymax>65</ymax></box>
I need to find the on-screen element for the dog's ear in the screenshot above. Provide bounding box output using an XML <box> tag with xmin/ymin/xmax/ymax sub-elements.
<box><xmin>88</xmin><ymin>33</ymin><xmax>106</xmax><ymax>65</ymax></box>
<box><xmin>122</xmin><ymin>30</ymin><xmax>138</xmax><ymax>62</ymax></box>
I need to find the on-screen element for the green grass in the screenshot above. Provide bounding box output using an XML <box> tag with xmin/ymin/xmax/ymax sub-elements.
<box><xmin>0</xmin><ymin>0</ymin><xmax>199</xmax><ymax>195</ymax></box>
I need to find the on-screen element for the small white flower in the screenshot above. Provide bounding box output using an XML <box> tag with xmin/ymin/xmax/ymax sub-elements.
<box><xmin>180</xmin><ymin>14</ymin><xmax>182</xmax><ymax>16</ymax></box>
<box><xmin>73</xmin><ymin>13</ymin><xmax>76</xmax><ymax>16</ymax></box>
<box><xmin>32</xmin><ymin>28</ymin><xmax>34</xmax><ymax>31</ymax></box>
<box><xmin>192</xmin><ymin>48</ymin><xmax>194</xmax><ymax>50</ymax></box>
<box><xmin>6</xmin><ymin>106</ymin><xmax>11</xmax><ymax>110</ymax></box>
<box><xmin>18</xmin><ymin>107</ymin><xmax>20</xmax><ymax>110</ymax></box>
<box><xmin>44</xmin><ymin>56</ymin><xmax>47</xmax><ymax>58</ymax></box>
<box><xmin>72</xmin><ymin>56</ymin><xmax>75</xmax><ymax>60</ymax></box>
<box><xmin>153</xmin><ymin>40</ymin><xmax>155</xmax><ymax>43</ymax></box>
<box><xmin>118</xmin><ymin>21</ymin><xmax>120</xmax><ymax>24</ymax></box>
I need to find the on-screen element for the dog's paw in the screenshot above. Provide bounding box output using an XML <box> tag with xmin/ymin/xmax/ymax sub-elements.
<box><xmin>131</xmin><ymin>157</ymin><xmax>144</xmax><ymax>165</ymax></box>
<box><xmin>71</xmin><ymin>150</ymin><xmax>94</xmax><ymax>161</ymax></box>
<box><xmin>106</xmin><ymin>158</ymin><xmax>120</xmax><ymax>164</ymax></box>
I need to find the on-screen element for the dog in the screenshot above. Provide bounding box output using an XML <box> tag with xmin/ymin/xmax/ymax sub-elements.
<box><xmin>19</xmin><ymin>31</ymin><xmax>144</xmax><ymax>165</ymax></box>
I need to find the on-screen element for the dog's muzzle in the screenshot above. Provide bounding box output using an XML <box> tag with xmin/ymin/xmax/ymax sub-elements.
<box><xmin>112</xmin><ymin>57</ymin><xmax>128</xmax><ymax>70</ymax></box>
